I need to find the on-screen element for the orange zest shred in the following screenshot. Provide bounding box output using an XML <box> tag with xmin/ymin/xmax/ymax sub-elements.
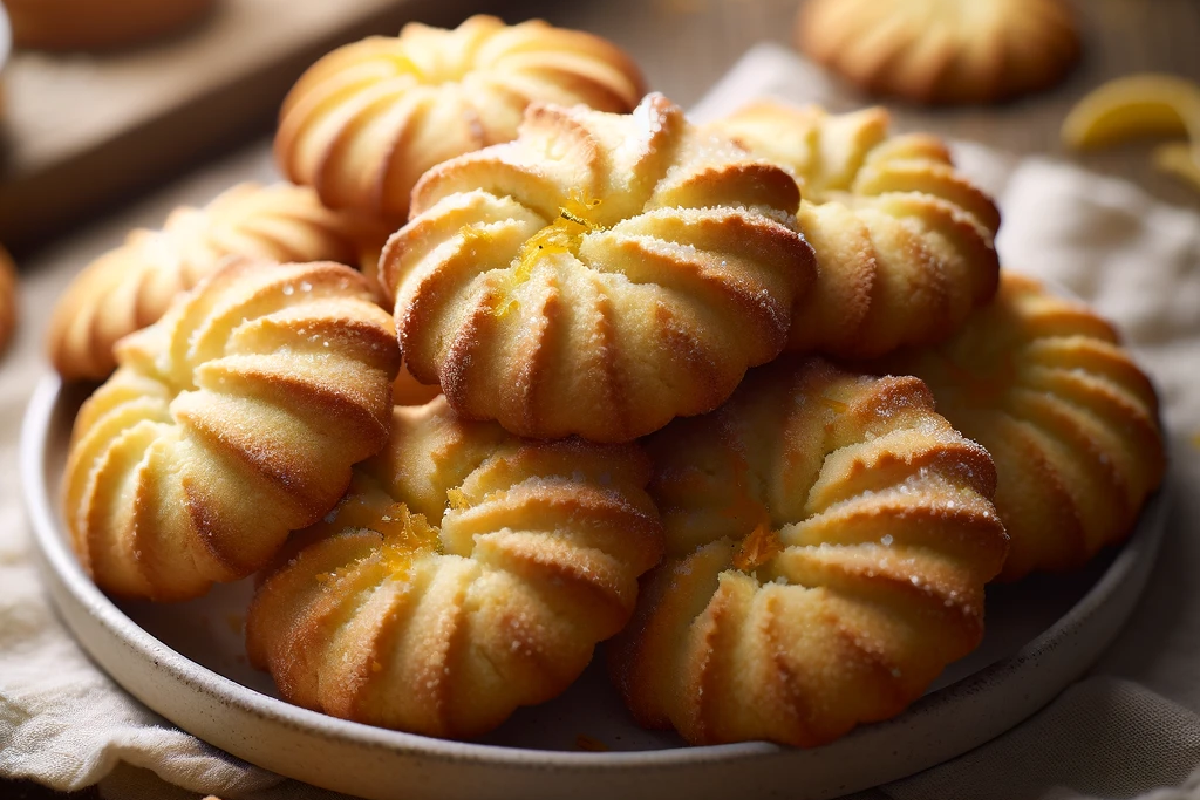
<box><xmin>490</xmin><ymin>192</ymin><xmax>604</xmax><ymax>317</ymax></box>
<box><xmin>377</xmin><ymin>503</ymin><xmax>441</xmax><ymax>575</ymax></box>
<box><xmin>446</xmin><ymin>487</ymin><xmax>470</xmax><ymax>512</ymax></box>
<box><xmin>733</xmin><ymin>522</ymin><xmax>783</xmax><ymax>572</ymax></box>
<box><xmin>315</xmin><ymin>488</ymin><xmax>440</xmax><ymax>585</ymax></box>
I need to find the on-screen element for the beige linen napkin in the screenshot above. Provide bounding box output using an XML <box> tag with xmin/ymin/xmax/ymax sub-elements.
<box><xmin>2</xmin><ymin>43</ymin><xmax>1199</xmax><ymax>800</ymax></box>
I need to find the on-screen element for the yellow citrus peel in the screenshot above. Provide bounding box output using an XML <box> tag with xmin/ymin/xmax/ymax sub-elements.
<box><xmin>733</xmin><ymin>522</ymin><xmax>783</xmax><ymax>572</ymax></box>
<box><xmin>1062</xmin><ymin>74</ymin><xmax>1200</xmax><ymax>150</ymax></box>
<box><xmin>490</xmin><ymin>193</ymin><xmax>604</xmax><ymax>316</ymax></box>
<box><xmin>377</xmin><ymin>504</ymin><xmax>440</xmax><ymax>575</ymax></box>
<box><xmin>313</xmin><ymin>482</ymin><xmax>441</xmax><ymax>584</ymax></box>
<box><xmin>446</xmin><ymin>487</ymin><xmax>470</xmax><ymax>512</ymax></box>
<box><xmin>1152</xmin><ymin>143</ymin><xmax>1200</xmax><ymax>191</ymax></box>
<box><xmin>1063</xmin><ymin>73</ymin><xmax>1200</xmax><ymax>192</ymax></box>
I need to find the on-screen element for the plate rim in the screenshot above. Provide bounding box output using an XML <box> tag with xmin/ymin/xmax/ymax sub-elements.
<box><xmin>21</xmin><ymin>372</ymin><xmax>1171</xmax><ymax>780</ymax></box>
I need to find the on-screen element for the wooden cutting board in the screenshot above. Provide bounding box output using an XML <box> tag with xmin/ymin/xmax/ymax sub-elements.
<box><xmin>0</xmin><ymin>0</ymin><xmax>493</xmax><ymax>253</ymax></box>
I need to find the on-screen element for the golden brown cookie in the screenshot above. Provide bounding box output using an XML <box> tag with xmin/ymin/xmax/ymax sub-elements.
<box><xmin>63</xmin><ymin>261</ymin><xmax>399</xmax><ymax>601</ymax></box>
<box><xmin>609</xmin><ymin>356</ymin><xmax>1008</xmax><ymax>746</ymax></box>
<box><xmin>246</xmin><ymin>396</ymin><xmax>663</xmax><ymax>739</ymax></box>
<box><xmin>872</xmin><ymin>272</ymin><xmax>1166</xmax><ymax>580</ymax></box>
<box><xmin>706</xmin><ymin>101</ymin><xmax>1000</xmax><ymax>358</ymax></box>
<box><xmin>276</xmin><ymin>15</ymin><xmax>646</xmax><ymax>224</ymax></box>
<box><xmin>796</xmin><ymin>0</ymin><xmax>1080</xmax><ymax>105</ymax></box>
<box><xmin>6</xmin><ymin>0</ymin><xmax>214</xmax><ymax>51</ymax></box>
<box><xmin>0</xmin><ymin>246</ymin><xmax>17</xmax><ymax>357</ymax></box>
<box><xmin>381</xmin><ymin>93</ymin><xmax>815</xmax><ymax>443</ymax></box>
<box><xmin>48</xmin><ymin>183</ymin><xmax>377</xmax><ymax>382</ymax></box>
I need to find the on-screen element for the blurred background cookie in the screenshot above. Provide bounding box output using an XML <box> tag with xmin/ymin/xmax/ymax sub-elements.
<box><xmin>0</xmin><ymin>245</ymin><xmax>16</xmax><ymax>356</ymax></box>
<box><xmin>796</xmin><ymin>0</ymin><xmax>1081</xmax><ymax>105</ymax></box>
<box><xmin>5</xmin><ymin>0</ymin><xmax>215</xmax><ymax>51</ymax></box>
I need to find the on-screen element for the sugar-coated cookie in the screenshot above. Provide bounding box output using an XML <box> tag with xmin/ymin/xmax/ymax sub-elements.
<box><xmin>707</xmin><ymin>101</ymin><xmax>1000</xmax><ymax>358</ymax></box>
<box><xmin>610</xmin><ymin>356</ymin><xmax>1008</xmax><ymax>746</ymax></box>
<box><xmin>276</xmin><ymin>15</ymin><xmax>645</xmax><ymax>223</ymax></box>
<box><xmin>383</xmin><ymin>93</ymin><xmax>815</xmax><ymax>443</ymax></box>
<box><xmin>49</xmin><ymin>183</ymin><xmax>374</xmax><ymax>381</ymax></box>
<box><xmin>247</xmin><ymin>396</ymin><xmax>663</xmax><ymax>739</ymax></box>
<box><xmin>873</xmin><ymin>272</ymin><xmax>1166</xmax><ymax>580</ymax></box>
<box><xmin>63</xmin><ymin>261</ymin><xmax>399</xmax><ymax>600</ymax></box>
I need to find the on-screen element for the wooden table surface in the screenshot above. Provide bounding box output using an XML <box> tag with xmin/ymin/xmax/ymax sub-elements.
<box><xmin>7</xmin><ymin>0</ymin><xmax>1199</xmax><ymax>798</ymax></box>
<box><xmin>0</xmin><ymin>0</ymin><xmax>490</xmax><ymax>253</ymax></box>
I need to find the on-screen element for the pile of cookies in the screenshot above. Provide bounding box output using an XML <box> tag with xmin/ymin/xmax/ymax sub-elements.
<box><xmin>52</xmin><ymin>15</ymin><xmax>1165</xmax><ymax>749</ymax></box>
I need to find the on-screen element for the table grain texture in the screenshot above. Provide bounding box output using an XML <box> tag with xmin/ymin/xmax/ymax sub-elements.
<box><xmin>7</xmin><ymin>0</ymin><xmax>1200</xmax><ymax>797</ymax></box>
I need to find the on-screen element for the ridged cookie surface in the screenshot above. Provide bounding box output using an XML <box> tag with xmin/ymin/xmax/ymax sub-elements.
<box><xmin>707</xmin><ymin>101</ymin><xmax>1000</xmax><ymax>359</ymax></box>
<box><xmin>49</xmin><ymin>183</ymin><xmax>372</xmax><ymax>381</ymax></box>
<box><xmin>63</xmin><ymin>261</ymin><xmax>399</xmax><ymax>600</ymax></box>
<box><xmin>276</xmin><ymin>15</ymin><xmax>645</xmax><ymax>223</ymax></box>
<box><xmin>609</xmin><ymin>357</ymin><xmax>1008</xmax><ymax>746</ymax></box>
<box><xmin>246</xmin><ymin>396</ymin><xmax>663</xmax><ymax>739</ymax></box>
<box><xmin>383</xmin><ymin>92</ymin><xmax>815</xmax><ymax>442</ymax></box>
<box><xmin>874</xmin><ymin>272</ymin><xmax>1165</xmax><ymax>580</ymax></box>
<box><xmin>797</xmin><ymin>0</ymin><xmax>1080</xmax><ymax>105</ymax></box>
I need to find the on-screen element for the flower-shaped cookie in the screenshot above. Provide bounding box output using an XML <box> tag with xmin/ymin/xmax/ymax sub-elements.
<box><xmin>247</xmin><ymin>396</ymin><xmax>663</xmax><ymax>739</ymax></box>
<box><xmin>707</xmin><ymin>101</ymin><xmax>1000</xmax><ymax>358</ymax></box>
<box><xmin>49</xmin><ymin>183</ymin><xmax>373</xmax><ymax>381</ymax></box>
<box><xmin>382</xmin><ymin>93</ymin><xmax>815</xmax><ymax>443</ymax></box>
<box><xmin>610</xmin><ymin>357</ymin><xmax>1008</xmax><ymax>746</ymax></box>
<box><xmin>63</xmin><ymin>261</ymin><xmax>399</xmax><ymax>600</ymax></box>
<box><xmin>275</xmin><ymin>15</ymin><xmax>646</xmax><ymax>223</ymax></box>
<box><xmin>874</xmin><ymin>272</ymin><xmax>1166</xmax><ymax>580</ymax></box>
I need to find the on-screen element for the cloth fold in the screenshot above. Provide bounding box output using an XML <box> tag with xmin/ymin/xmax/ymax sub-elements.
<box><xmin>2</xmin><ymin>43</ymin><xmax>1198</xmax><ymax>800</ymax></box>
<box><xmin>887</xmin><ymin>678</ymin><xmax>1200</xmax><ymax>800</ymax></box>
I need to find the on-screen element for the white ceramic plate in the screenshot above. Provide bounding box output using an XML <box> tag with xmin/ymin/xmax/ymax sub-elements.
<box><xmin>22</xmin><ymin>374</ymin><xmax>1169</xmax><ymax>800</ymax></box>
